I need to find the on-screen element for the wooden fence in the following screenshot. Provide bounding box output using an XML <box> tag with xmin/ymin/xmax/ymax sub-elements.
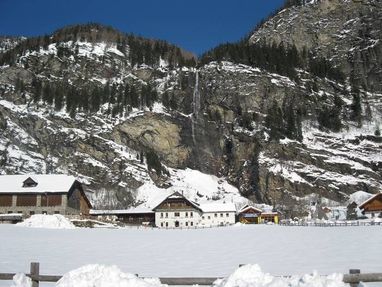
<box><xmin>279</xmin><ymin>221</ymin><xmax>382</xmax><ymax>227</ymax></box>
<box><xmin>0</xmin><ymin>263</ymin><xmax>382</xmax><ymax>286</ymax></box>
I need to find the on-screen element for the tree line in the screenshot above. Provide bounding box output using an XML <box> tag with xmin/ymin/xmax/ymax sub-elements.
<box><xmin>24</xmin><ymin>78</ymin><xmax>159</xmax><ymax>118</ymax></box>
<box><xmin>200</xmin><ymin>39</ymin><xmax>345</xmax><ymax>83</ymax></box>
<box><xmin>0</xmin><ymin>23</ymin><xmax>196</xmax><ymax>68</ymax></box>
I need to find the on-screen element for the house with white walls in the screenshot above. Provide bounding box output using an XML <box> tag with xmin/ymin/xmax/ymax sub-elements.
<box><xmin>152</xmin><ymin>192</ymin><xmax>236</xmax><ymax>228</ymax></box>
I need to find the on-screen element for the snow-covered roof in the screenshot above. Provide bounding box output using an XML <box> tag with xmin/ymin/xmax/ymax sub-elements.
<box><xmin>0</xmin><ymin>174</ymin><xmax>77</xmax><ymax>194</ymax></box>
<box><xmin>200</xmin><ymin>203</ymin><xmax>236</xmax><ymax>213</ymax></box>
<box><xmin>349</xmin><ymin>191</ymin><xmax>374</xmax><ymax>206</ymax></box>
<box><xmin>90</xmin><ymin>208</ymin><xmax>154</xmax><ymax>215</ymax></box>
<box><xmin>239</xmin><ymin>205</ymin><xmax>263</xmax><ymax>213</ymax></box>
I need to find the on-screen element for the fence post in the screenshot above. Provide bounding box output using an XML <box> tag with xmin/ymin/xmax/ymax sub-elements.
<box><xmin>30</xmin><ymin>262</ymin><xmax>40</xmax><ymax>287</ymax></box>
<box><xmin>349</xmin><ymin>269</ymin><xmax>360</xmax><ymax>287</ymax></box>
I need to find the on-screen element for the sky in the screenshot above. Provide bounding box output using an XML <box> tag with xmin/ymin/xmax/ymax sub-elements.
<box><xmin>0</xmin><ymin>0</ymin><xmax>285</xmax><ymax>55</ymax></box>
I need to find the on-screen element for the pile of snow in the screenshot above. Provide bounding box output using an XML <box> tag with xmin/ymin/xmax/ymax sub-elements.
<box><xmin>214</xmin><ymin>265</ymin><xmax>347</xmax><ymax>287</ymax></box>
<box><xmin>57</xmin><ymin>265</ymin><xmax>162</xmax><ymax>287</ymax></box>
<box><xmin>16</xmin><ymin>214</ymin><xmax>75</xmax><ymax>229</ymax></box>
<box><xmin>10</xmin><ymin>273</ymin><xmax>31</xmax><ymax>287</ymax></box>
<box><xmin>10</xmin><ymin>264</ymin><xmax>347</xmax><ymax>287</ymax></box>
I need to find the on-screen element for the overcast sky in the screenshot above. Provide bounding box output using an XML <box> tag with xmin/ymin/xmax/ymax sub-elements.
<box><xmin>0</xmin><ymin>0</ymin><xmax>284</xmax><ymax>55</ymax></box>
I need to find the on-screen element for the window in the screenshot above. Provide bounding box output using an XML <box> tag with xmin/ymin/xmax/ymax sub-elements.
<box><xmin>190</xmin><ymin>212</ymin><xmax>193</xmax><ymax>217</ymax></box>
<box><xmin>7</xmin><ymin>211</ymin><xmax>13</xmax><ymax>214</ymax></box>
<box><xmin>30</xmin><ymin>211</ymin><xmax>35</xmax><ymax>215</ymax></box>
<box><xmin>220</xmin><ymin>213</ymin><xmax>223</xmax><ymax>217</ymax></box>
<box><xmin>22</xmin><ymin>177</ymin><xmax>38</xmax><ymax>188</ymax></box>
<box><xmin>16</xmin><ymin>195</ymin><xmax>37</xmax><ymax>207</ymax></box>
<box><xmin>42</xmin><ymin>211</ymin><xmax>47</xmax><ymax>215</ymax></box>
<box><xmin>202</xmin><ymin>216</ymin><xmax>205</xmax><ymax>219</ymax></box>
<box><xmin>214</xmin><ymin>213</ymin><xmax>217</xmax><ymax>217</ymax></box>
<box><xmin>208</xmin><ymin>216</ymin><xmax>211</xmax><ymax>220</ymax></box>
<box><xmin>165</xmin><ymin>213</ymin><xmax>168</xmax><ymax>218</ymax></box>
<box><xmin>160</xmin><ymin>213</ymin><xmax>163</xmax><ymax>218</ymax></box>
<box><xmin>174</xmin><ymin>212</ymin><xmax>180</xmax><ymax>217</ymax></box>
<box><xmin>190</xmin><ymin>222</ymin><xmax>193</xmax><ymax>226</ymax></box>
<box><xmin>161</xmin><ymin>222</ymin><xmax>163</xmax><ymax>227</ymax></box>
<box><xmin>226</xmin><ymin>213</ymin><xmax>229</xmax><ymax>217</ymax></box>
<box><xmin>165</xmin><ymin>222</ymin><xmax>168</xmax><ymax>227</ymax></box>
<box><xmin>54</xmin><ymin>211</ymin><xmax>60</xmax><ymax>214</ymax></box>
<box><xmin>185</xmin><ymin>212</ymin><xmax>188</xmax><ymax>217</ymax></box>
<box><xmin>17</xmin><ymin>211</ymin><xmax>22</xmax><ymax>214</ymax></box>
<box><xmin>186</xmin><ymin>222</ymin><xmax>188</xmax><ymax>226</ymax></box>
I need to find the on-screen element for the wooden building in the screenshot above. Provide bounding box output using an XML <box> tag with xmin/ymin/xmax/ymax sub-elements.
<box><xmin>238</xmin><ymin>205</ymin><xmax>279</xmax><ymax>224</ymax></box>
<box><xmin>90</xmin><ymin>208</ymin><xmax>155</xmax><ymax>226</ymax></box>
<box><xmin>359</xmin><ymin>193</ymin><xmax>382</xmax><ymax>218</ymax></box>
<box><xmin>238</xmin><ymin>205</ymin><xmax>262</xmax><ymax>224</ymax></box>
<box><xmin>0</xmin><ymin>174</ymin><xmax>91</xmax><ymax>217</ymax></box>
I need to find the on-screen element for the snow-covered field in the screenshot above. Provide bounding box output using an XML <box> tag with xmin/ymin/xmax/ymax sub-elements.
<box><xmin>1</xmin><ymin>224</ymin><xmax>382</xmax><ymax>286</ymax></box>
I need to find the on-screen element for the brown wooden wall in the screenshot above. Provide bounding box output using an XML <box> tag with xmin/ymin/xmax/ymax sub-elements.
<box><xmin>363</xmin><ymin>195</ymin><xmax>382</xmax><ymax>212</ymax></box>
<box><xmin>16</xmin><ymin>195</ymin><xmax>37</xmax><ymax>206</ymax></box>
<box><xmin>41</xmin><ymin>194</ymin><xmax>62</xmax><ymax>206</ymax></box>
<box><xmin>0</xmin><ymin>195</ymin><xmax>12</xmax><ymax>207</ymax></box>
<box><xmin>68</xmin><ymin>189</ymin><xmax>91</xmax><ymax>215</ymax></box>
<box><xmin>157</xmin><ymin>198</ymin><xmax>198</xmax><ymax>211</ymax></box>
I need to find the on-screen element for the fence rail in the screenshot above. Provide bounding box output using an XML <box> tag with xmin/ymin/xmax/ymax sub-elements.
<box><xmin>1</xmin><ymin>263</ymin><xmax>382</xmax><ymax>286</ymax></box>
<box><xmin>279</xmin><ymin>221</ymin><xmax>382</xmax><ymax>227</ymax></box>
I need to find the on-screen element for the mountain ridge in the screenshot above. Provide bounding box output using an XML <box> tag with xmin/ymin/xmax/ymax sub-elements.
<box><xmin>1</xmin><ymin>0</ymin><xmax>381</xmax><ymax>216</ymax></box>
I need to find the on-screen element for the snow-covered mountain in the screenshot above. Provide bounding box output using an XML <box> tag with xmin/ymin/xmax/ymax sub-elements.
<box><xmin>1</xmin><ymin>1</ymin><xmax>381</xmax><ymax>216</ymax></box>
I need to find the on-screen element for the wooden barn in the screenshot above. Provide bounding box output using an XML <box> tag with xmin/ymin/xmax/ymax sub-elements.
<box><xmin>0</xmin><ymin>174</ymin><xmax>92</xmax><ymax>217</ymax></box>
<box><xmin>359</xmin><ymin>193</ymin><xmax>382</xmax><ymax>218</ymax></box>
<box><xmin>237</xmin><ymin>205</ymin><xmax>262</xmax><ymax>224</ymax></box>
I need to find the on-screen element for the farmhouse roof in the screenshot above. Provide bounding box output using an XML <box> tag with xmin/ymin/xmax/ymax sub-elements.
<box><xmin>359</xmin><ymin>192</ymin><xmax>382</xmax><ymax>209</ymax></box>
<box><xmin>152</xmin><ymin>191</ymin><xmax>203</xmax><ymax>212</ymax></box>
<box><xmin>200</xmin><ymin>202</ymin><xmax>237</xmax><ymax>213</ymax></box>
<box><xmin>0</xmin><ymin>174</ymin><xmax>78</xmax><ymax>194</ymax></box>
<box><xmin>238</xmin><ymin>205</ymin><xmax>263</xmax><ymax>214</ymax></box>
<box><xmin>90</xmin><ymin>208</ymin><xmax>154</xmax><ymax>215</ymax></box>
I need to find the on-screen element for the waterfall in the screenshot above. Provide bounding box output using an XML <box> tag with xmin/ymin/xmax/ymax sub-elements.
<box><xmin>191</xmin><ymin>70</ymin><xmax>200</xmax><ymax>145</ymax></box>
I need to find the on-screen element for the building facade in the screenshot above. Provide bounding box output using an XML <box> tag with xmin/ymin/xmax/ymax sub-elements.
<box><xmin>0</xmin><ymin>175</ymin><xmax>91</xmax><ymax>217</ymax></box>
<box><xmin>238</xmin><ymin>205</ymin><xmax>279</xmax><ymax>224</ymax></box>
<box><xmin>152</xmin><ymin>192</ymin><xmax>236</xmax><ymax>228</ymax></box>
<box><xmin>359</xmin><ymin>193</ymin><xmax>382</xmax><ymax>218</ymax></box>
<box><xmin>153</xmin><ymin>192</ymin><xmax>203</xmax><ymax>228</ymax></box>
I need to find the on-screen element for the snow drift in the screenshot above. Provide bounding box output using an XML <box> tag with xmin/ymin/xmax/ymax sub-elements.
<box><xmin>213</xmin><ymin>265</ymin><xmax>347</xmax><ymax>287</ymax></box>
<box><xmin>10</xmin><ymin>274</ymin><xmax>31</xmax><ymax>287</ymax></box>
<box><xmin>56</xmin><ymin>265</ymin><xmax>163</xmax><ymax>287</ymax></box>
<box><xmin>10</xmin><ymin>264</ymin><xmax>348</xmax><ymax>287</ymax></box>
<box><xmin>16</xmin><ymin>214</ymin><xmax>75</xmax><ymax>229</ymax></box>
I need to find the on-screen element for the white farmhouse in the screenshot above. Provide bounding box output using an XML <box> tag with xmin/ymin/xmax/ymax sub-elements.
<box><xmin>152</xmin><ymin>192</ymin><xmax>236</xmax><ymax>228</ymax></box>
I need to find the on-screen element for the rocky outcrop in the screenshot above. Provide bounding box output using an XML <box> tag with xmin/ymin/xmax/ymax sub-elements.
<box><xmin>250</xmin><ymin>0</ymin><xmax>382</xmax><ymax>91</ymax></box>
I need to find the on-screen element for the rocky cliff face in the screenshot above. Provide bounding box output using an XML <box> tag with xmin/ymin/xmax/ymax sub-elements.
<box><xmin>250</xmin><ymin>0</ymin><xmax>382</xmax><ymax>92</ymax></box>
<box><xmin>1</xmin><ymin>2</ymin><xmax>381</xmax><ymax>216</ymax></box>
